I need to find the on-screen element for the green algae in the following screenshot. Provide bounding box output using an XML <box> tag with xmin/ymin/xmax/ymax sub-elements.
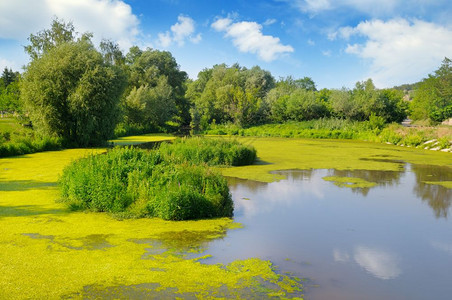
<box><xmin>3</xmin><ymin>136</ymin><xmax>450</xmax><ymax>298</ymax></box>
<box><xmin>110</xmin><ymin>133</ymin><xmax>175</xmax><ymax>146</ymax></box>
<box><xmin>322</xmin><ymin>176</ymin><xmax>377</xmax><ymax>189</ymax></box>
<box><xmin>219</xmin><ymin>137</ymin><xmax>452</xmax><ymax>182</ymax></box>
<box><xmin>425</xmin><ymin>181</ymin><xmax>452</xmax><ymax>188</ymax></box>
<box><xmin>0</xmin><ymin>148</ymin><xmax>303</xmax><ymax>299</ymax></box>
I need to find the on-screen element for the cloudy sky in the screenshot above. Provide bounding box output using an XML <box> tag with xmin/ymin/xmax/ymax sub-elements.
<box><xmin>0</xmin><ymin>0</ymin><xmax>451</xmax><ymax>88</ymax></box>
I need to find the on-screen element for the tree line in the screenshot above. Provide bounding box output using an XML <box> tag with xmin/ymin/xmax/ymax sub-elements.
<box><xmin>2</xmin><ymin>18</ymin><xmax>451</xmax><ymax>147</ymax></box>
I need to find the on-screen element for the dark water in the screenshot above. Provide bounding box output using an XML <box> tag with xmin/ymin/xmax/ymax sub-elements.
<box><xmin>204</xmin><ymin>163</ymin><xmax>452</xmax><ymax>300</ymax></box>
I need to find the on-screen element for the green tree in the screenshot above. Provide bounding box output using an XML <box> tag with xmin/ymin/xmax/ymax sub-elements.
<box><xmin>24</xmin><ymin>17</ymin><xmax>92</xmax><ymax>60</ymax></box>
<box><xmin>411</xmin><ymin>58</ymin><xmax>452</xmax><ymax>122</ymax></box>
<box><xmin>375</xmin><ymin>89</ymin><xmax>408</xmax><ymax>123</ymax></box>
<box><xmin>1</xmin><ymin>67</ymin><xmax>19</xmax><ymax>88</ymax></box>
<box><xmin>188</xmin><ymin>64</ymin><xmax>274</xmax><ymax>128</ymax></box>
<box><xmin>123</xmin><ymin>47</ymin><xmax>189</xmax><ymax>127</ymax></box>
<box><xmin>21</xmin><ymin>40</ymin><xmax>126</xmax><ymax>146</ymax></box>
<box><xmin>124</xmin><ymin>76</ymin><xmax>176</xmax><ymax>128</ymax></box>
<box><xmin>0</xmin><ymin>68</ymin><xmax>21</xmax><ymax>113</ymax></box>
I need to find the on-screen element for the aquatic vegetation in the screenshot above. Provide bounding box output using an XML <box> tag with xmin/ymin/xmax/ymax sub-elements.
<box><xmin>203</xmin><ymin>120</ymin><xmax>452</xmax><ymax>150</ymax></box>
<box><xmin>109</xmin><ymin>133</ymin><xmax>175</xmax><ymax>146</ymax></box>
<box><xmin>220</xmin><ymin>137</ymin><xmax>452</xmax><ymax>182</ymax></box>
<box><xmin>0</xmin><ymin>148</ymin><xmax>303</xmax><ymax>299</ymax></box>
<box><xmin>322</xmin><ymin>176</ymin><xmax>377</xmax><ymax>189</ymax></box>
<box><xmin>159</xmin><ymin>136</ymin><xmax>257</xmax><ymax>166</ymax></box>
<box><xmin>59</xmin><ymin>147</ymin><xmax>233</xmax><ymax>220</ymax></box>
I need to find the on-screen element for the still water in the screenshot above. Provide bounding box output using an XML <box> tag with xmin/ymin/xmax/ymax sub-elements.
<box><xmin>205</xmin><ymin>162</ymin><xmax>452</xmax><ymax>299</ymax></box>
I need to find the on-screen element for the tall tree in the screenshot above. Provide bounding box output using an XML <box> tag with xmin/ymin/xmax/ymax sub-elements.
<box><xmin>124</xmin><ymin>48</ymin><xmax>189</xmax><ymax>126</ymax></box>
<box><xmin>21</xmin><ymin>21</ymin><xmax>126</xmax><ymax>146</ymax></box>
<box><xmin>24</xmin><ymin>17</ymin><xmax>92</xmax><ymax>60</ymax></box>
<box><xmin>411</xmin><ymin>58</ymin><xmax>452</xmax><ymax>122</ymax></box>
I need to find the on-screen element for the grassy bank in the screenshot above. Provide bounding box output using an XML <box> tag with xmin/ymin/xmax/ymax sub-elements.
<box><xmin>205</xmin><ymin>119</ymin><xmax>452</xmax><ymax>151</ymax></box>
<box><xmin>0</xmin><ymin>117</ymin><xmax>63</xmax><ymax>157</ymax></box>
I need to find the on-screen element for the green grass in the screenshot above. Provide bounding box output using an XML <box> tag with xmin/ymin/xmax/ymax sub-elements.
<box><xmin>159</xmin><ymin>136</ymin><xmax>257</xmax><ymax>166</ymax></box>
<box><xmin>0</xmin><ymin>117</ymin><xmax>20</xmax><ymax>132</ymax></box>
<box><xmin>0</xmin><ymin>117</ymin><xmax>64</xmax><ymax>157</ymax></box>
<box><xmin>109</xmin><ymin>133</ymin><xmax>175</xmax><ymax>146</ymax></box>
<box><xmin>203</xmin><ymin>119</ymin><xmax>452</xmax><ymax>150</ymax></box>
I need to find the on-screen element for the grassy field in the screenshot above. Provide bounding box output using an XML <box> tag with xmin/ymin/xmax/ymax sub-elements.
<box><xmin>0</xmin><ymin>117</ymin><xmax>22</xmax><ymax>133</ymax></box>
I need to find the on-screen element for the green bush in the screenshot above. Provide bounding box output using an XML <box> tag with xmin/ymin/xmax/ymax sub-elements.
<box><xmin>59</xmin><ymin>140</ymin><xmax>250</xmax><ymax>220</ymax></box>
<box><xmin>0</xmin><ymin>135</ymin><xmax>63</xmax><ymax>157</ymax></box>
<box><xmin>159</xmin><ymin>137</ymin><xmax>257</xmax><ymax>166</ymax></box>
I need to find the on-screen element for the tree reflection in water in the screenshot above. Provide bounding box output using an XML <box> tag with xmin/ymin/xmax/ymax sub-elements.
<box><xmin>228</xmin><ymin>163</ymin><xmax>452</xmax><ymax>219</ymax></box>
<box><xmin>411</xmin><ymin>164</ymin><xmax>452</xmax><ymax>218</ymax></box>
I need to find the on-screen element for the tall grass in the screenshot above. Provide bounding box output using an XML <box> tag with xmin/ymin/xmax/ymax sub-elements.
<box><xmin>159</xmin><ymin>136</ymin><xmax>257</xmax><ymax>166</ymax></box>
<box><xmin>204</xmin><ymin>119</ymin><xmax>452</xmax><ymax>149</ymax></box>
<box><xmin>0</xmin><ymin>118</ymin><xmax>63</xmax><ymax>157</ymax></box>
<box><xmin>59</xmin><ymin>137</ymin><xmax>255</xmax><ymax>220</ymax></box>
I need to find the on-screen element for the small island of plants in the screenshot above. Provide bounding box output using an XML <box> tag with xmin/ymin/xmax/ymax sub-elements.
<box><xmin>59</xmin><ymin>137</ymin><xmax>256</xmax><ymax>220</ymax></box>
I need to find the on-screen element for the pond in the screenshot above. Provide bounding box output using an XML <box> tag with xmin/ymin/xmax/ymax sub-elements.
<box><xmin>204</xmin><ymin>161</ymin><xmax>452</xmax><ymax>299</ymax></box>
<box><xmin>1</xmin><ymin>137</ymin><xmax>451</xmax><ymax>298</ymax></box>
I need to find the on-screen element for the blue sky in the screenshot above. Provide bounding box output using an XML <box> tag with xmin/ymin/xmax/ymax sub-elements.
<box><xmin>0</xmin><ymin>0</ymin><xmax>451</xmax><ymax>89</ymax></box>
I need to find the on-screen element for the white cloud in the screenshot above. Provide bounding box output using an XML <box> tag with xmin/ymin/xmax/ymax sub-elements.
<box><xmin>341</xmin><ymin>18</ymin><xmax>452</xmax><ymax>87</ymax></box>
<box><xmin>0</xmin><ymin>0</ymin><xmax>140</xmax><ymax>50</ymax></box>
<box><xmin>322</xmin><ymin>50</ymin><xmax>332</xmax><ymax>57</ymax></box>
<box><xmin>0</xmin><ymin>58</ymin><xmax>16</xmax><ymax>73</ymax></box>
<box><xmin>157</xmin><ymin>15</ymin><xmax>201</xmax><ymax>47</ymax></box>
<box><xmin>307</xmin><ymin>39</ymin><xmax>315</xmax><ymax>46</ymax></box>
<box><xmin>211</xmin><ymin>17</ymin><xmax>294</xmax><ymax>62</ymax></box>
<box><xmin>287</xmin><ymin>0</ymin><xmax>441</xmax><ymax>16</ymax></box>
<box><xmin>354</xmin><ymin>246</ymin><xmax>401</xmax><ymax>280</ymax></box>
<box><xmin>211</xmin><ymin>18</ymin><xmax>232</xmax><ymax>31</ymax></box>
<box><xmin>157</xmin><ymin>32</ymin><xmax>172</xmax><ymax>48</ymax></box>
<box><xmin>263</xmin><ymin>18</ymin><xmax>277</xmax><ymax>26</ymax></box>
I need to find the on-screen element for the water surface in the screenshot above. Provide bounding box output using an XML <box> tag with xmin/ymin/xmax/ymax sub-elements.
<box><xmin>205</xmin><ymin>162</ymin><xmax>452</xmax><ymax>299</ymax></box>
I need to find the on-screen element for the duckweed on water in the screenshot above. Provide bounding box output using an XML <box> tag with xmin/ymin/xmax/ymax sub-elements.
<box><xmin>322</xmin><ymin>176</ymin><xmax>377</xmax><ymax>189</ymax></box>
<box><xmin>2</xmin><ymin>136</ymin><xmax>450</xmax><ymax>298</ymax></box>
<box><xmin>219</xmin><ymin>137</ymin><xmax>452</xmax><ymax>183</ymax></box>
<box><xmin>0</xmin><ymin>145</ymin><xmax>303</xmax><ymax>298</ymax></box>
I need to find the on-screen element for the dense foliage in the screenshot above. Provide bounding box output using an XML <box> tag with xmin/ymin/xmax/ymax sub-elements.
<box><xmin>119</xmin><ymin>46</ymin><xmax>189</xmax><ymax>134</ymax></box>
<box><xmin>59</xmin><ymin>138</ymin><xmax>257</xmax><ymax>220</ymax></box>
<box><xmin>3</xmin><ymin>18</ymin><xmax>448</xmax><ymax>157</ymax></box>
<box><xmin>159</xmin><ymin>136</ymin><xmax>257</xmax><ymax>166</ymax></box>
<box><xmin>204</xmin><ymin>120</ymin><xmax>451</xmax><ymax>149</ymax></box>
<box><xmin>20</xmin><ymin>19</ymin><xmax>127</xmax><ymax>147</ymax></box>
<box><xmin>411</xmin><ymin>58</ymin><xmax>452</xmax><ymax>122</ymax></box>
<box><xmin>186</xmin><ymin>64</ymin><xmax>275</xmax><ymax>129</ymax></box>
<box><xmin>0</xmin><ymin>118</ymin><xmax>63</xmax><ymax>158</ymax></box>
<box><xmin>0</xmin><ymin>68</ymin><xmax>21</xmax><ymax>115</ymax></box>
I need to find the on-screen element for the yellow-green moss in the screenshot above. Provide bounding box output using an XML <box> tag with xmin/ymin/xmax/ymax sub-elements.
<box><xmin>110</xmin><ymin>134</ymin><xmax>175</xmax><ymax>146</ymax></box>
<box><xmin>425</xmin><ymin>181</ymin><xmax>452</xmax><ymax>189</ymax></box>
<box><xmin>322</xmin><ymin>176</ymin><xmax>377</xmax><ymax>189</ymax></box>
<box><xmin>0</xmin><ymin>148</ymin><xmax>303</xmax><ymax>299</ymax></box>
<box><xmin>219</xmin><ymin>137</ymin><xmax>452</xmax><ymax>182</ymax></box>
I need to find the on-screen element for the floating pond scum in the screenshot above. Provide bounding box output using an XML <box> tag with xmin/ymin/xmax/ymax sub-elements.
<box><xmin>0</xmin><ymin>146</ymin><xmax>303</xmax><ymax>298</ymax></box>
<box><xmin>1</xmin><ymin>136</ymin><xmax>451</xmax><ymax>299</ymax></box>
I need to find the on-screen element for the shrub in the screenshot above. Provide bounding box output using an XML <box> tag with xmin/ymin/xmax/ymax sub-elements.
<box><xmin>0</xmin><ymin>135</ymin><xmax>63</xmax><ymax>157</ymax></box>
<box><xmin>159</xmin><ymin>136</ymin><xmax>257</xmax><ymax>166</ymax></box>
<box><xmin>59</xmin><ymin>139</ymin><xmax>251</xmax><ymax>220</ymax></box>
